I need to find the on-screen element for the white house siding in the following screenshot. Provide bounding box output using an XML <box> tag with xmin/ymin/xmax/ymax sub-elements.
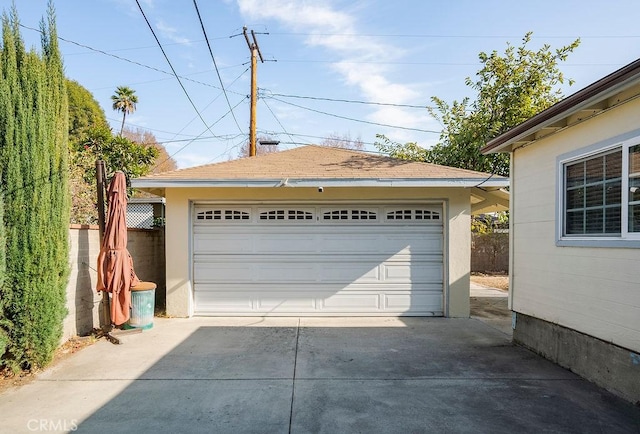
<box><xmin>163</xmin><ymin>187</ymin><xmax>471</xmax><ymax>318</ymax></box>
<box><xmin>511</xmin><ymin>97</ymin><xmax>640</xmax><ymax>353</ymax></box>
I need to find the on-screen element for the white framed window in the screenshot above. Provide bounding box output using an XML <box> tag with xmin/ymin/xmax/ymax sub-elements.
<box><xmin>559</xmin><ymin>137</ymin><xmax>640</xmax><ymax>242</ymax></box>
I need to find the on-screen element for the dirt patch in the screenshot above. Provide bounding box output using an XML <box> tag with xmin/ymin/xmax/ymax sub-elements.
<box><xmin>471</xmin><ymin>272</ymin><xmax>509</xmax><ymax>291</ymax></box>
<box><xmin>0</xmin><ymin>335</ymin><xmax>96</xmax><ymax>394</ymax></box>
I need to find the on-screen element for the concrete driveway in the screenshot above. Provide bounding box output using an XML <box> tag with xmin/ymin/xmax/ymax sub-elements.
<box><xmin>1</xmin><ymin>317</ymin><xmax>639</xmax><ymax>433</ymax></box>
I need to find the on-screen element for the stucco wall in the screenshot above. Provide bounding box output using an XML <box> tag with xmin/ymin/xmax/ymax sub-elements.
<box><xmin>510</xmin><ymin>97</ymin><xmax>640</xmax><ymax>352</ymax></box>
<box><xmin>164</xmin><ymin>186</ymin><xmax>471</xmax><ymax>318</ymax></box>
<box><xmin>63</xmin><ymin>226</ymin><xmax>165</xmax><ymax>340</ymax></box>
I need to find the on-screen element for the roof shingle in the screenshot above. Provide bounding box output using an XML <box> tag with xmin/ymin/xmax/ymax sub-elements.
<box><xmin>138</xmin><ymin>145</ymin><xmax>501</xmax><ymax>181</ymax></box>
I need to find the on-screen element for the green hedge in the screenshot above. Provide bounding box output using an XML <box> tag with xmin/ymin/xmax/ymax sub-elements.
<box><xmin>0</xmin><ymin>5</ymin><xmax>70</xmax><ymax>371</ymax></box>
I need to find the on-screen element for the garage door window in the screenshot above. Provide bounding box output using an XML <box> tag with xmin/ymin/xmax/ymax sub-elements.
<box><xmin>322</xmin><ymin>209</ymin><xmax>378</xmax><ymax>221</ymax></box>
<box><xmin>196</xmin><ymin>209</ymin><xmax>250</xmax><ymax>221</ymax></box>
<box><xmin>259</xmin><ymin>209</ymin><xmax>314</xmax><ymax>221</ymax></box>
<box><xmin>386</xmin><ymin>209</ymin><xmax>441</xmax><ymax>221</ymax></box>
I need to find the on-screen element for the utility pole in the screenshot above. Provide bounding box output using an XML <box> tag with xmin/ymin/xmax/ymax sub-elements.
<box><xmin>243</xmin><ymin>26</ymin><xmax>264</xmax><ymax>157</ymax></box>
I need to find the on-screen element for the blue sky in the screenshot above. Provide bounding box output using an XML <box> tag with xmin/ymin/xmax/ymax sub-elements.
<box><xmin>3</xmin><ymin>0</ymin><xmax>640</xmax><ymax>169</ymax></box>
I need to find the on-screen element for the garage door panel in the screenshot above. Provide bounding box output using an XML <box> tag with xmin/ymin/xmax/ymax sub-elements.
<box><xmin>194</xmin><ymin>290</ymin><xmax>443</xmax><ymax>315</ymax></box>
<box><xmin>378</xmin><ymin>234</ymin><xmax>443</xmax><ymax>255</ymax></box>
<box><xmin>193</xmin><ymin>233</ymin><xmax>253</xmax><ymax>254</ymax></box>
<box><xmin>194</xmin><ymin>260</ymin><xmax>442</xmax><ymax>285</ymax></box>
<box><xmin>254</xmin><ymin>234</ymin><xmax>318</xmax><ymax>254</ymax></box>
<box><xmin>194</xmin><ymin>291</ymin><xmax>254</xmax><ymax>312</ymax></box>
<box><xmin>319</xmin><ymin>293</ymin><xmax>381</xmax><ymax>311</ymax></box>
<box><xmin>383</xmin><ymin>262</ymin><xmax>443</xmax><ymax>283</ymax></box>
<box><xmin>194</xmin><ymin>282</ymin><xmax>442</xmax><ymax>294</ymax></box>
<box><xmin>317</xmin><ymin>263</ymin><xmax>380</xmax><ymax>283</ymax></box>
<box><xmin>256</xmin><ymin>263</ymin><xmax>319</xmax><ymax>282</ymax></box>
<box><xmin>384</xmin><ymin>292</ymin><xmax>444</xmax><ymax>312</ymax></box>
<box><xmin>193</xmin><ymin>228</ymin><xmax>443</xmax><ymax>256</ymax></box>
<box><xmin>256</xmin><ymin>295</ymin><xmax>317</xmax><ymax>311</ymax></box>
<box><xmin>194</xmin><ymin>262</ymin><xmax>254</xmax><ymax>282</ymax></box>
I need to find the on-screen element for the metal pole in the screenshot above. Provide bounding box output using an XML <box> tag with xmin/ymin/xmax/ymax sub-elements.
<box><xmin>95</xmin><ymin>160</ymin><xmax>111</xmax><ymax>330</ymax></box>
<box><xmin>96</xmin><ymin>160</ymin><xmax>106</xmax><ymax>239</ymax></box>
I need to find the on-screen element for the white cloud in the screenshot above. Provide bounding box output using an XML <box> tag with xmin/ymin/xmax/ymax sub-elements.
<box><xmin>237</xmin><ymin>0</ymin><xmax>423</xmax><ymax>129</ymax></box>
<box><xmin>155</xmin><ymin>20</ymin><xmax>191</xmax><ymax>46</ymax></box>
<box><xmin>177</xmin><ymin>151</ymin><xmax>217</xmax><ymax>169</ymax></box>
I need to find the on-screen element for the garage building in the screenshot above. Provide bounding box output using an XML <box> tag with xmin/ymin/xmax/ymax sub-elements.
<box><xmin>132</xmin><ymin>145</ymin><xmax>508</xmax><ymax>318</ymax></box>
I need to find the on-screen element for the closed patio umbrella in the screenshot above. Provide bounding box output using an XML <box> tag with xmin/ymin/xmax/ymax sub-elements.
<box><xmin>97</xmin><ymin>171</ymin><xmax>140</xmax><ymax>326</ymax></box>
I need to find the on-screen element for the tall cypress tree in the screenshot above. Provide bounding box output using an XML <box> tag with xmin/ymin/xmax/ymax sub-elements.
<box><xmin>0</xmin><ymin>3</ymin><xmax>69</xmax><ymax>370</ymax></box>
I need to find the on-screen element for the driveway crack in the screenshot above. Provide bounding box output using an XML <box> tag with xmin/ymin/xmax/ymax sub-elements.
<box><xmin>288</xmin><ymin>318</ymin><xmax>301</xmax><ymax>434</ymax></box>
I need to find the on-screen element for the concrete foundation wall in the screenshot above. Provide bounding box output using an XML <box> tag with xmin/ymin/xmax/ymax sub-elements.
<box><xmin>513</xmin><ymin>312</ymin><xmax>640</xmax><ymax>404</ymax></box>
<box><xmin>63</xmin><ymin>226</ymin><xmax>165</xmax><ymax>341</ymax></box>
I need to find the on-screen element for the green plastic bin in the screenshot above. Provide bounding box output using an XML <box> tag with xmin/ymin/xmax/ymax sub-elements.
<box><xmin>125</xmin><ymin>282</ymin><xmax>156</xmax><ymax>330</ymax></box>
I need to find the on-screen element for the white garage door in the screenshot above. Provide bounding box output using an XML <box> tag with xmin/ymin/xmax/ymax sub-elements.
<box><xmin>192</xmin><ymin>204</ymin><xmax>444</xmax><ymax>316</ymax></box>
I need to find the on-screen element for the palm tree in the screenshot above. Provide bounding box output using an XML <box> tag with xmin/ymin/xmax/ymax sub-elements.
<box><xmin>111</xmin><ymin>86</ymin><xmax>138</xmax><ymax>135</ymax></box>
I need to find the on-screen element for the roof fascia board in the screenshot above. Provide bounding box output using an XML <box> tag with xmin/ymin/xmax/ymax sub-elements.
<box><xmin>132</xmin><ymin>178</ymin><xmax>510</xmax><ymax>189</ymax></box>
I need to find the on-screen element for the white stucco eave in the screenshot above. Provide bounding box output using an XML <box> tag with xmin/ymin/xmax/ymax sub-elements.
<box><xmin>131</xmin><ymin>177</ymin><xmax>510</xmax><ymax>189</ymax></box>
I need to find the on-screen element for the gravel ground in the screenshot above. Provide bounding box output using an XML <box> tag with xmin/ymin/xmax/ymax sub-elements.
<box><xmin>470</xmin><ymin>273</ymin><xmax>508</xmax><ymax>291</ymax></box>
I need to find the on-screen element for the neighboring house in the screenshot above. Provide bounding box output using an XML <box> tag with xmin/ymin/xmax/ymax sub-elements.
<box><xmin>482</xmin><ymin>59</ymin><xmax>640</xmax><ymax>403</ymax></box>
<box><xmin>133</xmin><ymin>145</ymin><xmax>508</xmax><ymax>319</ymax></box>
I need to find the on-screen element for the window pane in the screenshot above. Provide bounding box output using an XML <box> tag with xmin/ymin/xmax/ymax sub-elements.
<box><xmin>566</xmin><ymin>162</ymin><xmax>584</xmax><ymax>188</ymax></box>
<box><xmin>605</xmin><ymin>207</ymin><xmax>621</xmax><ymax>233</ymax></box>
<box><xmin>630</xmin><ymin>204</ymin><xmax>640</xmax><ymax>232</ymax></box>
<box><xmin>605</xmin><ymin>181</ymin><xmax>621</xmax><ymax>205</ymax></box>
<box><xmin>565</xmin><ymin>210</ymin><xmax>584</xmax><ymax>234</ymax></box>
<box><xmin>629</xmin><ymin>145</ymin><xmax>640</xmax><ymax>175</ymax></box>
<box><xmin>585</xmin><ymin>157</ymin><xmax>604</xmax><ymax>183</ymax></box>
<box><xmin>605</xmin><ymin>150</ymin><xmax>622</xmax><ymax>179</ymax></box>
<box><xmin>585</xmin><ymin>209</ymin><xmax>604</xmax><ymax>233</ymax></box>
<box><xmin>630</xmin><ymin>178</ymin><xmax>640</xmax><ymax>203</ymax></box>
<box><xmin>585</xmin><ymin>184</ymin><xmax>603</xmax><ymax>208</ymax></box>
<box><xmin>566</xmin><ymin>188</ymin><xmax>584</xmax><ymax>209</ymax></box>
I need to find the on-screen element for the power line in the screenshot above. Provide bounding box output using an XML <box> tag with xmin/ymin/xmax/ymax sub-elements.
<box><xmin>151</xmin><ymin>98</ymin><xmax>247</xmax><ymax>171</ymax></box>
<box><xmin>264</xmin><ymin>91</ymin><xmax>428</xmax><ymax>109</ymax></box>
<box><xmin>205</xmin><ymin>135</ymin><xmax>248</xmax><ymax>164</ymax></box>
<box><xmin>260</xmin><ymin>98</ymin><xmax>297</xmax><ymax>147</ymax></box>
<box><xmin>275</xmin><ymin>59</ymin><xmax>627</xmax><ymax>67</ymax></box>
<box><xmin>106</xmin><ymin>116</ymin><xmax>203</xmax><ymax>138</ymax></box>
<box><xmin>135</xmin><ymin>0</ymin><xmax>227</xmax><ymax>141</ymax></box>
<box><xmin>90</xmin><ymin>66</ymin><xmax>246</xmax><ymax>91</ymax></box>
<box><xmin>18</xmin><ymin>23</ymin><xmax>245</xmax><ymax>96</ymax></box>
<box><xmin>257</xmin><ymin>130</ymin><xmax>378</xmax><ymax>147</ymax></box>
<box><xmin>159</xmin><ymin>68</ymin><xmax>249</xmax><ymax>148</ymax></box>
<box><xmin>270</xmin><ymin>32</ymin><xmax>640</xmax><ymax>39</ymax></box>
<box><xmin>193</xmin><ymin>0</ymin><xmax>243</xmax><ymax>134</ymax></box>
<box><xmin>267</xmin><ymin>97</ymin><xmax>440</xmax><ymax>134</ymax></box>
